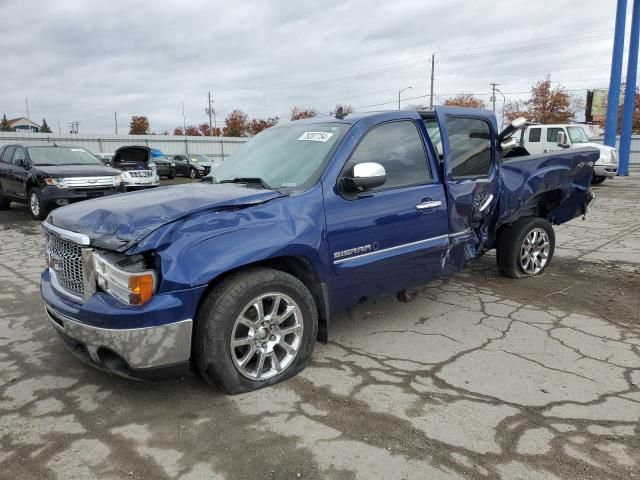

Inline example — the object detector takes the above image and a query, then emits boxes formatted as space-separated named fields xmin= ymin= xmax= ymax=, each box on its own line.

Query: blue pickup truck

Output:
xmin=40 ymin=107 xmax=597 ymax=393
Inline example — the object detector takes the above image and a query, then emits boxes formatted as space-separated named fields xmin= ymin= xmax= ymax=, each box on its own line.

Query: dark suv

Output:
xmin=0 ymin=144 xmax=123 ymax=220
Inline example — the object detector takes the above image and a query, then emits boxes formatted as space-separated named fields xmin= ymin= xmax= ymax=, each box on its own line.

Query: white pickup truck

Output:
xmin=520 ymin=124 xmax=618 ymax=184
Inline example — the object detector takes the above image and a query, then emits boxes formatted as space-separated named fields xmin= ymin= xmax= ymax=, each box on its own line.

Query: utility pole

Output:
xmin=429 ymin=53 xmax=436 ymax=108
xmin=114 ymin=112 xmax=118 ymax=134
xmin=57 ymin=120 xmax=61 ymax=135
xmin=25 ymin=98 xmax=30 ymax=126
xmin=490 ymin=83 xmax=499 ymax=113
xmin=68 ymin=121 xmax=80 ymax=134
xmin=182 ymin=101 xmax=189 ymax=155
xmin=206 ymin=91 xmax=215 ymax=136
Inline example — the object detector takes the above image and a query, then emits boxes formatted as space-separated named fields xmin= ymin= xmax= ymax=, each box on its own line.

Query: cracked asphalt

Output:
xmin=1 ymin=173 xmax=639 ymax=479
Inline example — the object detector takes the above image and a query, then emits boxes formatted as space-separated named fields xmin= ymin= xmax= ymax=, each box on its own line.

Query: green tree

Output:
xmin=40 ymin=118 xmax=52 ymax=133
xmin=0 ymin=114 xmax=10 ymax=131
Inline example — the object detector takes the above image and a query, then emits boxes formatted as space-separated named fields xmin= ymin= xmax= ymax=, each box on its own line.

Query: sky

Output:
xmin=0 ymin=0 xmax=633 ymax=134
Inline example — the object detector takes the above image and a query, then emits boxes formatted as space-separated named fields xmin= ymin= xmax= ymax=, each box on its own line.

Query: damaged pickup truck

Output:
xmin=40 ymin=107 xmax=597 ymax=393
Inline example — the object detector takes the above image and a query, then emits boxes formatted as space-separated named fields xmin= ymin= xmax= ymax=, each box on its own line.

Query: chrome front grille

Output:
xmin=62 ymin=176 xmax=117 ymax=189
xmin=128 ymin=170 xmax=153 ymax=178
xmin=47 ymin=235 xmax=84 ymax=296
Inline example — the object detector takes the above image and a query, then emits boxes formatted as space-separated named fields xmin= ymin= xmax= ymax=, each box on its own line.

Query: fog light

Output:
xmin=55 ymin=199 xmax=70 ymax=206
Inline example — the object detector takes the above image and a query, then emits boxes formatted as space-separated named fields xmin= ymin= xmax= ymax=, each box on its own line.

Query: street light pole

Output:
xmin=398 ymin=86 xmax=412 ymax=110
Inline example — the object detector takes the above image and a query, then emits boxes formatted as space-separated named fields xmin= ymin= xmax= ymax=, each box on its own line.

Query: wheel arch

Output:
xmin=194 ymin=254 xmax=330 ymax=344
xmin=495 ymin=188 xmax=563 ymax=242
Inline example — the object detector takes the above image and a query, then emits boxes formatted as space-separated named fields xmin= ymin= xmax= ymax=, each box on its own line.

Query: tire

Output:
xmin=195 ymin=268 xmax=318 ymax=394
xmin=496 ymin=217 xmax=555 ymax=279
xmin=591 ymin=175 xmax=606 ymax=185
xmin=189 ymin=168 xmax=198 ymax=179
xmin=28 ymin=188 xmax=50 ymax=221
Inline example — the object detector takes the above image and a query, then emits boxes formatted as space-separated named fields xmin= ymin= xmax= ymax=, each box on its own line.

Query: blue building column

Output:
xmin=619 ymin=0 xmax=640 ymax=176
xmin=604 ymin=0 xmax=627 ymax=148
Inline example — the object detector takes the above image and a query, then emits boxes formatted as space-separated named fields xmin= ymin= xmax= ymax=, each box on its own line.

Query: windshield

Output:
xmin=212 ymin=123 xmax=349 ymax=191
xmin=567 ymin=126 xmax=589 ymax=143
xmin=190 ymin=154 xmax=209 ymax=162
xmin=27 ymin=147 xmax=102 ymax=166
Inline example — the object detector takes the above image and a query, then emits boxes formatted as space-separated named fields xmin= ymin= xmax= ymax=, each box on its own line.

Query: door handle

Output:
xmin=478 ymin=194 xmax=494 ymax=212
xmin=416 ymin=200 xmax=442 ymax=210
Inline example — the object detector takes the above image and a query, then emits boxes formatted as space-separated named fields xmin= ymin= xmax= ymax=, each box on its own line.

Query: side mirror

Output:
xmin=557 ymin=131 xmax=570 ymax=148
xmin=500 ymin=137 xmax=517 ymax=153
xmin=342 ymin=162 xmax=386 ymax=192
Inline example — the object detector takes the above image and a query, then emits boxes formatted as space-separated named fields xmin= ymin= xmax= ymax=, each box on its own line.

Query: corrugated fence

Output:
xmin=0 ymin=132 xmax=247 ymax=158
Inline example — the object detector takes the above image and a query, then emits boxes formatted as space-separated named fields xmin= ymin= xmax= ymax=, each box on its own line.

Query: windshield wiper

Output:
xmin=219 ymin=177 xmax=273 ymax=190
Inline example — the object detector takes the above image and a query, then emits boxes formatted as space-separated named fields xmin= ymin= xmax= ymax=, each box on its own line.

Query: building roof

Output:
xmin=7 ymin=117 xmax=41 ymax=128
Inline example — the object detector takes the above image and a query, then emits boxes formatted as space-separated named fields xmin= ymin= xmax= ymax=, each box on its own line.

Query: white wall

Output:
xmin=0 ymin=132 xmax=247 ymax=159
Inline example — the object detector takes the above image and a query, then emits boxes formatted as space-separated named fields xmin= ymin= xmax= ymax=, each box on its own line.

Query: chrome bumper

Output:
xmin=45 ymin=306 xmax=192 ymax=371
xmin=594 ymin=164 xmax=618 ymax=177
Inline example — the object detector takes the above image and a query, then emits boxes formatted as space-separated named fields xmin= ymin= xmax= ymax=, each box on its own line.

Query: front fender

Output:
xmin=129 ymin=186 xmax=331 ymax=293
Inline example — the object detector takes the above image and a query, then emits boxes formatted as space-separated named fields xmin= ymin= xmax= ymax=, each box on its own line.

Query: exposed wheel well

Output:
xmin=197 ymin=255 xmax=330 ymax=344
xmin=495 ymin=189 xmax=562 ymax=244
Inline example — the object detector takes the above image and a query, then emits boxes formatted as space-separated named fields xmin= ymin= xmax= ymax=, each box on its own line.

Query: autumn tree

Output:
xmin=504 ymin=75 xmax=582 ymax=123
xmin=185 ymin=125 xmax=201 ymax=136
xmin=129 ymin=115 xmax=150 ymax=134
xmin=1 ymin=114 xmax=10 ymax=131
xmin=173 ymin=127 xmax=184 ymax=136
xmin=290 ymin=107 xmax=317 ymax=121
xmin=331 ymin=104 xmax=354 ymax=116
xmin=40 ymin=118 xmax=52 ymax=133
xmin=248 ymin=117 xmax=279 ymax=135
xmin=443 ymin=94 xmax=486 ymax=109
xmin=223 ymin=109 xmax=249 ymax=137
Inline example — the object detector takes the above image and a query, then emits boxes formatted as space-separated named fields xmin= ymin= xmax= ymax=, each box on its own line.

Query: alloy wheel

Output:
xmin=519 ymin=227 xmax=550 ymax=275
xmin=230 ymin=292 xmax=303 ymax=380
xmin=30 ymin=193 xmax=40 ymax=217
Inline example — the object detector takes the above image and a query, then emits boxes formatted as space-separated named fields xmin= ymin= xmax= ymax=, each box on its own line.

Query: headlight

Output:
xmin=149 ymin=162 xmax=157 ymax=172
xmin=170 ymin=162 xmax=176 ymax=167
xmin=114 ymin=175 xmax=124 ymax=185
xmin=44 ymin=177 xmax=67 ymax=188
xmin=92 ymin=252 xmax=156 ymax=306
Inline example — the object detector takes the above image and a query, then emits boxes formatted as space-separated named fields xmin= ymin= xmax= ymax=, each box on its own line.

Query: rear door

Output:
xmin=6 ymin=147 xmax=29 ymax=197
xmin=435 ymin=107 xmax=500 ymax=255
xmin=0 ymin=146 xmax=16 ymax=193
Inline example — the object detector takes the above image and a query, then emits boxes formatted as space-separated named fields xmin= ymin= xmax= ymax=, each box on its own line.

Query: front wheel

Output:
xmin=0 ymin=190 xmax=10 ymax=210
xmin=496 ymin=217 xmax=555 ymax=279
xmin=591 ymin=175 xmax=606 ymax=185
xmin=28 ymin=188 xmax=50 ymax=221
xmin=195 ymin=268 xmax=317 ymax=394
xmin=189 ymin=168 xmax=199 ymax=179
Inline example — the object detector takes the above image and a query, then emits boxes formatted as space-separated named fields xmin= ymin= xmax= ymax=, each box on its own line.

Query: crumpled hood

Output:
xmin=47 ymin=183 xmax=282 ymax=251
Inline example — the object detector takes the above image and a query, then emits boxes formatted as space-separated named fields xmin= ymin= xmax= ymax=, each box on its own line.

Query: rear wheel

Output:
xmin=591 ymin=175 xmax=606 ymax=185
xmin=28 ymin=188 xmax=50 ymax=221
xmin=497 ymin=217 xmax=555 ymax=279
xmin=195 ymin=268 xmax=317 ymax=394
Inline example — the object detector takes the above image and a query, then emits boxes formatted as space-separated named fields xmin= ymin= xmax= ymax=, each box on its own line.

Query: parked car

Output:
xmin=0 ymin=144 xmax=123 ymax=220
xmin=520 ymin=124 xmax=618 ymax=184
xmin=95 ymin=153 xmax=114 ymax=166
xmin=149 ymin=148 xmax=176 ymax=179
xmin=40 ymin=108 xmax=597 ymax=393
xmin=171 ymin=154 xmax=219 ymax=178
xmin=110 ymin=146 xmax=160 ymax=190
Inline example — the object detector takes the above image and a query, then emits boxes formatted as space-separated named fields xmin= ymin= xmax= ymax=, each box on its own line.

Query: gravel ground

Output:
xmin=0 ymin=172 xmax=639 ymax=479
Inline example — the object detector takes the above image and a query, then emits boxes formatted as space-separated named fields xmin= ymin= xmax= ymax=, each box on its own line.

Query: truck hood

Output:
xmin=34 ymin=165 xmax=121 ymax=177
xmin=46 ymin=183 xmax=283 ymax=251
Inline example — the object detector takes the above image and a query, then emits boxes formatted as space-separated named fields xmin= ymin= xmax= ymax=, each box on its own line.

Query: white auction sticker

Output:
xmin=298 ymin=132 xmax=334 ymax=142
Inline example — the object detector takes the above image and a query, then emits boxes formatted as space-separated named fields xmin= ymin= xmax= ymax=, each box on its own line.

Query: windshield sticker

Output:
xmin=70 ymin=148 xmax=84 ymax=151
xmin=298 ymin=132 xmax=333 ymax=142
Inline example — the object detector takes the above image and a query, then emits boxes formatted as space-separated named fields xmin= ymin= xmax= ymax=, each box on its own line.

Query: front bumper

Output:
xmin=41 ymin=269 xmax=206 ymax=380
xmin=46 ymin=305 xmax=192 ymax=379
xmin=594 ymin=163 xmax=618 ymax=178
xmin=40 ymin=185 xmax=123 ymax=204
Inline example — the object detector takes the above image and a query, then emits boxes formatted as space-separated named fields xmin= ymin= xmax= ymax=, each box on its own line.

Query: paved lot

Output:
xmin=1 ymin=173 xmax=639 ymax=479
